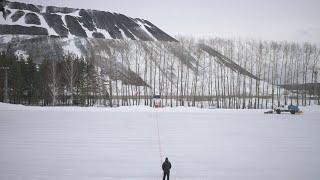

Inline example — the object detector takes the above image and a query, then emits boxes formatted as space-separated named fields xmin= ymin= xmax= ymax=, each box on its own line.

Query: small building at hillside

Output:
xmin=153 ymin=95 xmax=161 ymax=108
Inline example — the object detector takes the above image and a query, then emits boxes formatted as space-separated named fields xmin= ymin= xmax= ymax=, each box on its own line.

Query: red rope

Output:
xmin=155 ymin=110 xmax=163 ymax=166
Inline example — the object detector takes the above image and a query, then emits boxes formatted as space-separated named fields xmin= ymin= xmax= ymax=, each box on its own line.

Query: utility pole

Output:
xmin=314 ymin=70 xmax=319 ymax=105
xmin=0 ymin=67 xmax=9 ymax=103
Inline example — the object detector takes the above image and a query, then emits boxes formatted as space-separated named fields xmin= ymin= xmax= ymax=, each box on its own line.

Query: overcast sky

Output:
xmin=17 ymin=0 xmax=320 ymax=45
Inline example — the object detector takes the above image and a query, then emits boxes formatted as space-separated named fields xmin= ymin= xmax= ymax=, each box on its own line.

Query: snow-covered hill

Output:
xmin=1 ymin=1 xmax=312 ymax=109
xmin=0 ymin=1 xmax=176 ymax=42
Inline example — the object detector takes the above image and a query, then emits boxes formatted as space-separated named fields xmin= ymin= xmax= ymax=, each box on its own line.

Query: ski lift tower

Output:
xmin=0 ymin=67 xmax=9 ymax=103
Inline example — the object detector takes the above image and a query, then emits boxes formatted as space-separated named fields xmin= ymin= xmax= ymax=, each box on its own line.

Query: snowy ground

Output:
xmin=0 ymin=103 xmax=320 ymax=180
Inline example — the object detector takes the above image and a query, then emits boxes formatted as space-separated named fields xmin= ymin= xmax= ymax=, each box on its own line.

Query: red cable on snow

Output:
xmin=155 ymin=110 xmax=163 ymax=165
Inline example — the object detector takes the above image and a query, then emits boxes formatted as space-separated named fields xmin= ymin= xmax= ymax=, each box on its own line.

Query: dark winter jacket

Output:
xmin=162 ymin=158 xmax=172 ymax=173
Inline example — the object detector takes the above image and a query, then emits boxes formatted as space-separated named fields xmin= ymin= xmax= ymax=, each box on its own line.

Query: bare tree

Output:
xmin=47 ymin=60 xmax=58 ymax=106
xmin=63 ymin=54 xmax=78 ymax=105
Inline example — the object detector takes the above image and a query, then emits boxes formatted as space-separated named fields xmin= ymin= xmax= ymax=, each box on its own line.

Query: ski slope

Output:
xmin=0 ymin=103 xmax=320 ymax=180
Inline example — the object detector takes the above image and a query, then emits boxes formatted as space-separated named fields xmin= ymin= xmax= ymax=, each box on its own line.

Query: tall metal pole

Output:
xmin=1 ymin=67 xmax=9 ymax=103
xmin=315 ymin=70 xmax=319 ymax=105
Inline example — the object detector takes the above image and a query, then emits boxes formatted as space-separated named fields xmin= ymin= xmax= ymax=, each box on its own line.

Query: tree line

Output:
xmin=0 ymin=51 xmax=104 ymax=106
xmin=0 ymin=37 xmax=319 ymax=108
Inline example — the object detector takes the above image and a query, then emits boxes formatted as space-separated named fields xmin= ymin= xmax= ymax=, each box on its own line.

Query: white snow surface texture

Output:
xmin=0 ymin=103 xmax=320 ymax=180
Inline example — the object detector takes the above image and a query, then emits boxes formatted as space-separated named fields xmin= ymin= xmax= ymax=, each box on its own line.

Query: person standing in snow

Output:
xmin=162 ymin=157 xmax=172 ymax=180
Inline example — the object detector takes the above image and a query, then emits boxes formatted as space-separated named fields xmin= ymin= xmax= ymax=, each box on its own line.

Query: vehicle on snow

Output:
xmin=264 ymin=105 xmax=302 ymax=114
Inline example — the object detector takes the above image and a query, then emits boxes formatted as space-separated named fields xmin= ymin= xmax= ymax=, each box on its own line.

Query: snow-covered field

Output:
xmin=0 ymin=103 xmax=320 ymax=180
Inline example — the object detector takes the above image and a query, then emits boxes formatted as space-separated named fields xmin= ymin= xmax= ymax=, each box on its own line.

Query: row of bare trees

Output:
xmin=1 ymin=37 xmax=319 ymax=108
xmin=99 ymin=37 xmax=319 ymax=108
